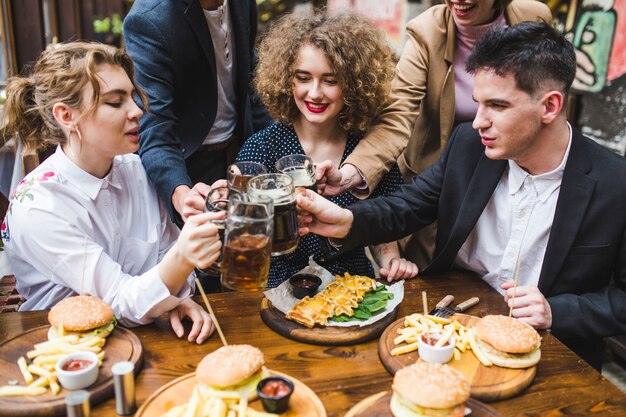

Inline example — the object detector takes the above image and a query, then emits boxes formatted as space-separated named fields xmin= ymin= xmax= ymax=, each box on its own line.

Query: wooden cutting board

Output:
xmin=135 ymin=370 xmax=327 ymax=417
xmin=260 ymin=298 xmax=398 ymax=346
xmin=0 ymin=325 xmax=143 ymax=417
xmin=378 ymin=314 xmax=536 ymax=402
xmin=344 ymin=391 xmax=502 ymax=417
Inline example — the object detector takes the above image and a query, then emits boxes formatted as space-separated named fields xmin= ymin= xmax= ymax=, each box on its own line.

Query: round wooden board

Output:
xmin=135 ymin=370 xmax=326 ymax=417
xmin=378 ymin=314 xmax=536 ymax=402
xmin=0 ymin=325 xmax=143 ymax=417
xmin=344 ymin=391 xmax=502 ymax=417
xmin=260 ymin=298 xmax=399 ymax=346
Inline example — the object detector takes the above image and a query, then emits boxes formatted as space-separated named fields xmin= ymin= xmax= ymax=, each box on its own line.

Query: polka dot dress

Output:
xmin=237 ymin=122 xmax=403 ymax=288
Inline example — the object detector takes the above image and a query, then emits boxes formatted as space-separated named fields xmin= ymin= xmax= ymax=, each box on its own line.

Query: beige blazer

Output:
xmin=343 ymin=0 xmax=552 ymax=191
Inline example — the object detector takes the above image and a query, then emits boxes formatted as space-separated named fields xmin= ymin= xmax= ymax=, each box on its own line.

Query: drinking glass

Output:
xmin=227 ymin=161 xmax=268 ymax=192
xmin=199 ymin=187 xmax=240 ymax=275
xmin=275 ymin=154 xmax=316 ymax=191
xmin=219 ymin=193 xmax=274 ymax=291
xmin=247 ymin=173 xmax=299 ymax=256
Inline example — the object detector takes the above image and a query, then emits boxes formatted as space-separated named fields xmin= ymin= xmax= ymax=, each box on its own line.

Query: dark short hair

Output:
xmin=466 ymin=22 xmax=576 ymax=101
xmin=494 ymin=0 xmax=512 ymax=14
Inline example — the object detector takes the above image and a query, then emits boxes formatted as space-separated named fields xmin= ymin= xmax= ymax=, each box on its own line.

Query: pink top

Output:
xmin=453 ymin=13 xmax=507 ymax=124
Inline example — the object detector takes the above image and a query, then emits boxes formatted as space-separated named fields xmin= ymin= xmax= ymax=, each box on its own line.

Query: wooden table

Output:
xmin=2 ymin=270 xmax=625 ymax=416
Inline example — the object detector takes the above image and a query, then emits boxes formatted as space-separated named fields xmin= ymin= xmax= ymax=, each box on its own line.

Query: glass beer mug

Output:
xmin=219 ymin=193 xmax=274 ymax=291
xmin=275 ymin=154 xmax=316 ymax=191
xmin=247 ymin=173 xmax=299 ymax=256
xmin=227 ymin=161 xmax=268 ymax=193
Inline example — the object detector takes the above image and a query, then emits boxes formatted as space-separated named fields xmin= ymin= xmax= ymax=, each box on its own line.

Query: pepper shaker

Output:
xmin=65 ymin=390 xmax=90 ymax=417
xmin=112 ymin=361 xmax=136 ymax=415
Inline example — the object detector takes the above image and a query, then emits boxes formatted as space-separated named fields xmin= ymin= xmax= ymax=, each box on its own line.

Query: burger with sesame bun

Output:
xmin=47 ymin=295 xmax=117 ymax=340
xmin=390 ymin=361 xmax=470 ymax=417
xmin=196 ymin=344 xmax=269 ymax=401
xmin=473 ymin=315 xmax=541 ymax=369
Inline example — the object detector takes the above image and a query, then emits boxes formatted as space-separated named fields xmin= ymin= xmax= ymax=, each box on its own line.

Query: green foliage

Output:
xmin=93 ymin=13 xmax=123 ymax=36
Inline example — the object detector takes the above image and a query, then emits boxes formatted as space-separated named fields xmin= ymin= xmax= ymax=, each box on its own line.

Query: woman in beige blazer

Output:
xmin=317 ymin=0 xmax=552 ymax=268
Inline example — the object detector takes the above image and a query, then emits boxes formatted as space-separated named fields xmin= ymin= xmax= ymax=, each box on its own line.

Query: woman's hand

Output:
xmin=177 ymin=212 xmax=224 ymax=270
xmin=371 ymin=242 xmax=419 ymax=282
xmin=169 ymin=298 xmax=215 ymax=344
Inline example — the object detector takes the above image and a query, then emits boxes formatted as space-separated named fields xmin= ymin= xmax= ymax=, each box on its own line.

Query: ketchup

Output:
xmin=61 ymin=359 xmax=93 ymax=372
xmin=261 ymin=380 xmax=291 ymax=398
xmin=421 ymin=333 xmax=450 ymax=347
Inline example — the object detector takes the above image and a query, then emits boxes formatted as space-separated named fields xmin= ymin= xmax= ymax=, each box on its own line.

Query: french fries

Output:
xmin=392 ymin=313 xmax=488 ymax=364
xmin=158 ymin=385 xmax=279 ymax=417
xmin=1 ymin=334 xmax=108 ymax=398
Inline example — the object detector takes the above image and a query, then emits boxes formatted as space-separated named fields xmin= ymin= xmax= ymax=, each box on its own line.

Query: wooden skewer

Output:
xmin=422 ymin=291 xmax=431 ymax=345
xmin=195 ymin=278 xmax=228 ymax=346
xmin=508 ymin=256 xmax=522 ymax=318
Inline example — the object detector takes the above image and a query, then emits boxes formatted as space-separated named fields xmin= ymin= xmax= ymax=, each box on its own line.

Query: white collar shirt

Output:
xmin=455 ymin=124 xmax=573 ymax=294
xmin=2 ymin=146 xmax=193 ymax=326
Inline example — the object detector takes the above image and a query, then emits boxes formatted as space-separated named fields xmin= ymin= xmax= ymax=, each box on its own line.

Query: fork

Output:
xmin=434 ymin=297 xmax=480 ymax=318
xmin=428 ymin=295 xmax=454 ymax=316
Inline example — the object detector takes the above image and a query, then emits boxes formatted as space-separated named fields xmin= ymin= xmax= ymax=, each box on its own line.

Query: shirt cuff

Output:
xmin=351 ymin=166 xmax=369 ymax=193
xmin=117 ymin=266 xmax=193 ymax=327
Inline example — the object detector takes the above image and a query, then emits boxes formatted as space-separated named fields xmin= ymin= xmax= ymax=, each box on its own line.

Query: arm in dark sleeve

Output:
xmin=339 ymin=125 xmax=461 ymax=252
xmin=123 ymin=14 xmax=191 ymax=221
xmin=548 ymin=226 xmax=626 ymax=341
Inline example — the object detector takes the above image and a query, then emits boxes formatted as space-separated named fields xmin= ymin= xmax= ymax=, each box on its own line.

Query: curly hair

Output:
xmin=255 ymin=11 xmax=396 ymax=133
xmin=0 ymin=41 xmax=148 ymax=154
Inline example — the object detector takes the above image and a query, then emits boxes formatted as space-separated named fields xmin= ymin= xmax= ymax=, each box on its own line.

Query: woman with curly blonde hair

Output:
xmin=237 ymin=12 xmax=418 ymax=287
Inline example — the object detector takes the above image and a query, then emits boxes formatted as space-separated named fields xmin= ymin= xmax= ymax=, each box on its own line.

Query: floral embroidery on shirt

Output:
xmin=1 ymin=219 xmax=8 ymax=245
xmin=11 ymin=171 xmax=56 ymax=203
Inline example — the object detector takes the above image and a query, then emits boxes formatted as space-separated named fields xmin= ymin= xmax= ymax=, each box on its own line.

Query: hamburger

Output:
xmin=47 ymin=295 xmax=116 ymax=340
xmin=473 ymin=315 xmax=541 ymax=368
xmin=196 ymin=344 xmax=269 ymax=401
xmin=390 ymin=361 xmax=470 ymax=417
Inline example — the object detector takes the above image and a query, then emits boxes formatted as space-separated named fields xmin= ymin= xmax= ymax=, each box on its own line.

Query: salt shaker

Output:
xmin=65 ymin=390 xmax=90 ymax=417
xmin=112 ymin=361 xmax=136 ymax=415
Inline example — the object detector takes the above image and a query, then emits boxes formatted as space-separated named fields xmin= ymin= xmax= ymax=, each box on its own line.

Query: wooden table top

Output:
xmin=1 ymin=270 xmax=625 ymax=416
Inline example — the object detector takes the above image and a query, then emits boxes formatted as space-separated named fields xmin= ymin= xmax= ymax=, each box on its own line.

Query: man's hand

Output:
xmin=172 ymin=183 xmax=213 ymax=221
xmin=315 ymin=161 xmax=364 ymax=196
xmin=501 ymin=280 xmax=552 ymax=329
xmin=295 ymin=188 xmax=353 ymax=238
xmin=169 ymin=298 xmax=215 ymax=344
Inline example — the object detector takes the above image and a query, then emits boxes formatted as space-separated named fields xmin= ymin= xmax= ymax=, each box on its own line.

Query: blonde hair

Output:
xmin=0 ymin=42 xmax=148 ymax=153
xmin=255 ymin=11 xmax=396 ymax=133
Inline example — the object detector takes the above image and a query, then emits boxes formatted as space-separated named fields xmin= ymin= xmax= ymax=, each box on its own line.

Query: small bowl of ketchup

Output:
xmin=256 ymin=376 xmax=294 ymax=413
xmin=289 ymin=274 xmax=322 ymax=299
xmin=418 ymin=331 xmax=456 ymax=364
xmin=55 ymin=351 xmax=99 ymax=390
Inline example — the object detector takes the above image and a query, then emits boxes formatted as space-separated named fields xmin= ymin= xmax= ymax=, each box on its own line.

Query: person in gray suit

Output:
xmin=124 ymin=0 xmax=272 ymax=224
xmin=296 ymin=22 xmax=626 ymax=369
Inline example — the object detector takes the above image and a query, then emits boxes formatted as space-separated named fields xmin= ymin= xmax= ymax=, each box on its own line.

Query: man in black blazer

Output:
xmin=297 ymin=22 xmax=626 ymax=369
xmin=124 ymin=0 xmax=272 ymax=223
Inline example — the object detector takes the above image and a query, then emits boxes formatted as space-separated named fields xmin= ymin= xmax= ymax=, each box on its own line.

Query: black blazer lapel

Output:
xmin=184 ymin=0 xmax=217 ymax=78
xmin=228 ymin=0 xmax=252 ymax=124
xmin=538 ymin=131 xmax=595 ymax=294
xmin=426 ymin=155 xmax=507 ymax=273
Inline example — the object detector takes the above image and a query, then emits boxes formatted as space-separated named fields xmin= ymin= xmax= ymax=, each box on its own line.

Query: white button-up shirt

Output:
xmin=455 ymin=124 xmax=573 ymax=294
xmin=2 ymin=147 xmax=193 ymax=326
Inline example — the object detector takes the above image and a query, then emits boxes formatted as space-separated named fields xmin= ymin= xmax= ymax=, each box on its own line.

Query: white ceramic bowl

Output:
xmin=418 ymin=331 xmax=456 ymax=364
xmin=55 ymin=351 xmax=100 ymax=390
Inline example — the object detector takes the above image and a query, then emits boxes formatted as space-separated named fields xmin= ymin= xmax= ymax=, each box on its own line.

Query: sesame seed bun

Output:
xmin=474 ymin=315 xmax=541 ymax=354
xmin=197 ymin=345 xmax=265 ymax=388
xmin=48 ymin=295 xmax=114 ymax=332
xmin=392 ymin=362 xmax=470 ymax=412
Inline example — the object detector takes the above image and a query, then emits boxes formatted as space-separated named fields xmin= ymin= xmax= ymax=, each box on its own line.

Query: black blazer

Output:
xmin=345 ymin=123 xmax=626 ymax=368
xmin=123 ymin=0 xmax=272 ymax=219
